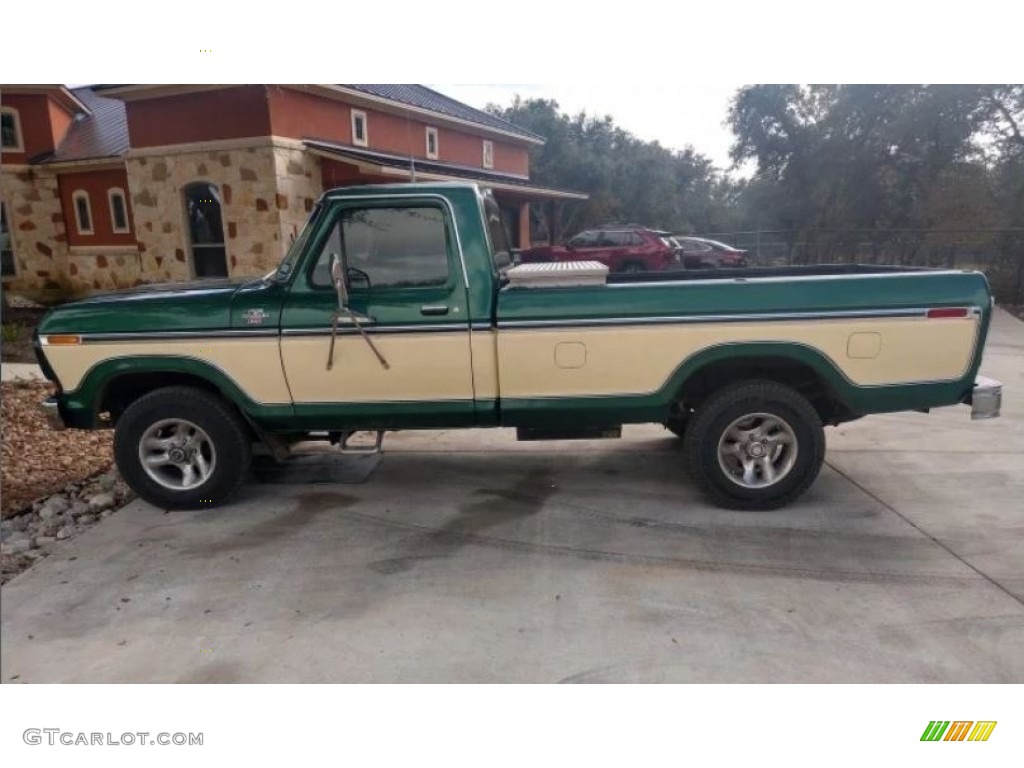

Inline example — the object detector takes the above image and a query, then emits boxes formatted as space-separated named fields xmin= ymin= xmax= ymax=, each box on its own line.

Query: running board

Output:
xmin=516 ymin=426 xmax=622 ymax=441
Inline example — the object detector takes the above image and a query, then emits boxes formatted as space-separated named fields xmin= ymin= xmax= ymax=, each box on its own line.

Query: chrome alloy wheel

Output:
xmin=137 ymin=418 xmax=217 ymax=491
xmin=716 ymin=412 xmax=798 ymax=489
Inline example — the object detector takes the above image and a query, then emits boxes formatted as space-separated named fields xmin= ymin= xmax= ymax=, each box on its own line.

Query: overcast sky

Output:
xmin=432 ymin=84 xmax=746 ymax=173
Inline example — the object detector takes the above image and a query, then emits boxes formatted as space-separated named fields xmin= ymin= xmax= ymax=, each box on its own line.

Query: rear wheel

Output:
xmin=682 ymin=380 xmax=825 ymax=510
xmin=114 ymin=386 xmax=252 ymax=510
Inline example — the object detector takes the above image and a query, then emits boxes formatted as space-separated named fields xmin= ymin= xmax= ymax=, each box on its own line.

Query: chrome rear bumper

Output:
xmin=41 ymin=397 xmax=66 ymax=431
xmin=970 ymin=376 xmax=1002 ymax=420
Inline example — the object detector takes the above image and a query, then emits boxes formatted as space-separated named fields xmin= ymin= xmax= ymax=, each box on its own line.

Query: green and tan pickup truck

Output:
xmin=35 ymin=182 xmax=1002 ymax=510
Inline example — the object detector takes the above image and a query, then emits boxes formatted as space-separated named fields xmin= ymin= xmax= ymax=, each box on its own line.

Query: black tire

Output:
xmin=114 ymin=386 xmax=252 ymax=510
xmin=620 ymin=261 xmax=647 ymax=274
xmin=682 ymin=380 xmax=825 ymax=510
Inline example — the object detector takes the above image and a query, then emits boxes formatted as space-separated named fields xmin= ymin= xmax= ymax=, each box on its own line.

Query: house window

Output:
xmin=1 ymin=108 xmax=23 ymax=152
xmin=108 ymin=188 xmax=130 ymax=233
xmin=351 ymin=110 xmax=368 ymax=147
xmin=72 ymin=190 xmax=94 ymax=235
xmin=482 ymin=140 xmax=494 ymax=169
xmin=425 ymin=126 xmax=439 ymax=160
xmin=1 ymin=202 xmax=16 ymax=277
xmin=184 ymin=181 xmax=228 ymax=278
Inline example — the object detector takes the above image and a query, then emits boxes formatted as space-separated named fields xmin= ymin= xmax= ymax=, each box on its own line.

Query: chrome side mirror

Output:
xmin=330 ymin=253 xmax=349 ymax=311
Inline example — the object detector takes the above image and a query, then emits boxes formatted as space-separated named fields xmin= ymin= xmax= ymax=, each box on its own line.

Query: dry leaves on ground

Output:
xmin=1 ymin=380 xmax=114 ymax=517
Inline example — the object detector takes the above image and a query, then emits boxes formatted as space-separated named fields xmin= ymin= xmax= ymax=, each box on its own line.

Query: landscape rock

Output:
xmin=34 ymin=536 xmax=57 ymax=547
xmin=69 ymin=501 xmax=90 ymax=517
xmin=1 ymin=537 xmax=33 ymax=555
xmin=56 ymin=526 xmax=75 ymax=541
xmin=9 ymin=516 xmax=29 ymax=532
xmin=78 ymin=514 xmax=97 ymax=526
xmin=98 ymin=474 xmax=117 ymax=491
xmin=88 ymin=492 xmax=115 ymax=513
xmin=39 ymin=495 xmax=70 ymax=519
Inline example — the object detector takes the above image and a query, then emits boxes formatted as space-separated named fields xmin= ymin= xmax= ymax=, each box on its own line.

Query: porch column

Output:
xmin=518 ymin=203 xmax=531 ymax=249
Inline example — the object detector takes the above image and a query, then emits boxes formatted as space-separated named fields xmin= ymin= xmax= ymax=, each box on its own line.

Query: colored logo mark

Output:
xmin=921 ymin=721 xmax=997 ymax=742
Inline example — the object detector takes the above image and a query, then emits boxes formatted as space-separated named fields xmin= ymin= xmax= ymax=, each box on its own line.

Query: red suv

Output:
xmin=519 ymin=226 xmax=680 ymax=273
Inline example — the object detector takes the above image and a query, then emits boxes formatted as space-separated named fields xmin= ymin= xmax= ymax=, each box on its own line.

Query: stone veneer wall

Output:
xmin=3 ymin=168 xmax=144 ymax=298
xmin=125 ymin=140 xmax=322 ymax=283
xmin=1 ymin=168 xmax=69 ymax=298
xmin=3 ymin=139 xmax=325 ymax=299
xmin=67 ymin=247 xmax=145 ymax=292
xmin=272 ymin=145 xmax=322 ymax=255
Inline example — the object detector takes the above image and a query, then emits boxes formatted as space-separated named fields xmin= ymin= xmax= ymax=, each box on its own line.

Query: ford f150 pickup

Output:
xmin=35 ymin=182 xmax=1002 ymax=511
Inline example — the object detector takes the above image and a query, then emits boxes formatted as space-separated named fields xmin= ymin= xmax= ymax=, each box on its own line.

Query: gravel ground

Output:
xmin=0 ymin=470 xmax=134 ymax=584
xmin=1 ymin=379 xmax=135 ymax=583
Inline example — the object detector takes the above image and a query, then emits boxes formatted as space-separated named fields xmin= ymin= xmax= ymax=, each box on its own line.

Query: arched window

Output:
xmin=1 ymin=202 xmax=16 ymax=277
xmin=1 ymin=107 xmax=23 ymax=152
xmin=108 ymin=188 xmax=130 ymax=233
xmin=183 ymin=182 xmax=227 ymax=278
xmin=72 ymin=190 xmax=94 ymax=235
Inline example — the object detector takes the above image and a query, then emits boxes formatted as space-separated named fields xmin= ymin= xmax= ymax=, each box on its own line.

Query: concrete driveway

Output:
xmin=3 ymin=310 xmax=1022 ymax=683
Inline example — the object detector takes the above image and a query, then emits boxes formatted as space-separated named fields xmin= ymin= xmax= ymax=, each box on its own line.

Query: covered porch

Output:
xmin=306 ymin=139 xmax=587 ymax=249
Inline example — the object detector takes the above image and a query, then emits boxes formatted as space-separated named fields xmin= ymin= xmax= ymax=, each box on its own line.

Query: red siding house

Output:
xmin=0 ymin=84 xmax=583 ymax=299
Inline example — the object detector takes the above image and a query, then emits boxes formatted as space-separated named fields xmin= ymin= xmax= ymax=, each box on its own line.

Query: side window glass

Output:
xmin=312 ymin=206 xmax=450 ymax=290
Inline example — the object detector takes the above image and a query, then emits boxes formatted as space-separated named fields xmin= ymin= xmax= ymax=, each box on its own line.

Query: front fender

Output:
xmin=58 ymin=355 xmax=291 ymax=429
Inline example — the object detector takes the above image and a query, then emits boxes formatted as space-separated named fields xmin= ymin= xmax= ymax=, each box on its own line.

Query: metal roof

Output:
xmin=42 ymin=87 xmax=129 ymax=164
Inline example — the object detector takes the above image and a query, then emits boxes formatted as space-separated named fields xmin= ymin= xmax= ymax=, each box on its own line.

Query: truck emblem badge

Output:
xmin=243 ymin=308 xmax=269 ymax=326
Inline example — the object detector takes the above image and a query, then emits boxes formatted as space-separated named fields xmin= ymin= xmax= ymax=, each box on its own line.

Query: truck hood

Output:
xmin=37 ymin=277 xmax=262 ymax=335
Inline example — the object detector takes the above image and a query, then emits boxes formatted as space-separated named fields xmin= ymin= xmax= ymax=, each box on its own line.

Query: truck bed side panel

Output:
xmin=495 ymin=270 xmax=992 ymax=426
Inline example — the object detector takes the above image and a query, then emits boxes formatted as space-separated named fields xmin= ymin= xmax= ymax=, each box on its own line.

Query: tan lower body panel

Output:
xmin=46 ymin=338 xmax=292 ymax=404
xmin=45 ymin=315 xmax=977 ymax=408
xmin=280 ymin=332 xmax=475 ymax=403
xmin=496 ymin=316 xmax=979 ymax=398
xmin=470 ymin=329 xmax=499 ymax=400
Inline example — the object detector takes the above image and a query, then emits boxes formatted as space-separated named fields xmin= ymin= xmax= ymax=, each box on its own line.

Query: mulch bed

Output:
xmin=1 ymin=380 xmax=114 ymax=518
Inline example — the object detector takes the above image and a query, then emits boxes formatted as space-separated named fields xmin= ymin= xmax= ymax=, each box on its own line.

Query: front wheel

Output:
xmin=682 ymin=380 xmax=825 ymax=510
xmin=114 ymin=386 xmax=252 ymax=510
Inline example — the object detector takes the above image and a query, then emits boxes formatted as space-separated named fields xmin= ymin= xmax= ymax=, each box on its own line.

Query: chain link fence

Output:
xmin=703 ymin=229 xmax=1024 ymax=305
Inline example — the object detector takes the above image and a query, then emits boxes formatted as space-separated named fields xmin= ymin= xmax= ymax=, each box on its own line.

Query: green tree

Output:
xmin=487 ymin=97 xmax=721 ymax=241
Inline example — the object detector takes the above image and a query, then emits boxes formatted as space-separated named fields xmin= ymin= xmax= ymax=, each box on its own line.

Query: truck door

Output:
xmin=279 ymin=198 xmax=475 ymax=429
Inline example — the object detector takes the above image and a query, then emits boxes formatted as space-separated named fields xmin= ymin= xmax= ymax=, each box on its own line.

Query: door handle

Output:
xmin=420 ymin=305 xmax=450 ymax=316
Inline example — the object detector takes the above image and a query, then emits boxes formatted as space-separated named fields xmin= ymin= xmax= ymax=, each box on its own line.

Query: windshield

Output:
xmin=267 ymin=203 xmax=322 ymax=281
